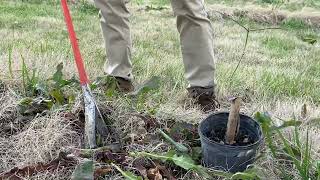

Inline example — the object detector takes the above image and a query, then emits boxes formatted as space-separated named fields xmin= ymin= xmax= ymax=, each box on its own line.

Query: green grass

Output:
xmin=281 ymin=19 xmax=310 ymax=30
xmin=262 ymin=36 xmax=297 ymax=57
xmin=206 ymin=0 xmax=320 ymax=11
xmin=132 ymin=0 xmax=170 ymax=6
xmin=1 ymin=0 xmax=320 ymax=104
xmin=259 ymin=71 xmax=319 ymax=100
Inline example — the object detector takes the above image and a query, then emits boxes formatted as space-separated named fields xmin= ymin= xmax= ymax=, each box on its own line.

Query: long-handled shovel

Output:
xmin=61 ymin=0 xmax=109 ymax=149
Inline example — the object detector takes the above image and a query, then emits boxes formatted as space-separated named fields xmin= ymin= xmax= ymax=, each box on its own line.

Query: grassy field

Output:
xmin=0 ymin=0 xmax=320 ymax=179
xmin=208 ymin=0 xmax=320 ymax=10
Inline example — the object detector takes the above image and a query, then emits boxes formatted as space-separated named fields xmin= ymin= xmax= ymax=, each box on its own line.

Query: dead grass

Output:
xmin=208 ymin=3 xmax=320 ymax=27
xmin=27 ymin=169 xmax=74 ymax=180
xmin=0 ymin=91 xmax=81 ymax=174
xmin=0 ymin=88 xmax=18 ymax=125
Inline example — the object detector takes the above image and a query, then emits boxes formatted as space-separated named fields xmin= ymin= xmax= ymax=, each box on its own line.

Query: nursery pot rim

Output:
xmin=199 ymin=111 xmax=263 ymax=149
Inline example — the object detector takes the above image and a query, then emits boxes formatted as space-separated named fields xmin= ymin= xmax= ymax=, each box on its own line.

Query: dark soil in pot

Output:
xmin=206 ymin=126 xmax=255 ymax=146
xmin=199 ymin=112 xmax=263 ymax=173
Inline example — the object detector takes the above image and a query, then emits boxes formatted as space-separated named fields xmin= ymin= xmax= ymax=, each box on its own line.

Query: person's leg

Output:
xmin=170 ymin=0 xmax=215 ymax=88
xmin=94 ymin=0 xmax=133 ymax=81
xmin=170 ymin=0 xmax=217 ymax=111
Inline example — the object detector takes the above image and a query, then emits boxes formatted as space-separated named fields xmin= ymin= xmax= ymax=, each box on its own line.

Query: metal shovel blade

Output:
xmin=82 ymin=84 xmax=97 ymax=149
xmin=61 ymin=0 xmax=110 ymax=149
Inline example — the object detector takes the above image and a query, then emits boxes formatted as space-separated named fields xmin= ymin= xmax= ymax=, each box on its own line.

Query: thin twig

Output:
xmin=229 ymin=30 xmax=249 ymax=80
xmin=209 ymin=9 xmax=281 ymax=81
xmin=251 ymin=27 xmax=281 ymax=31
xmin=228 ymin=26 xmax=282 ymax=80
xmin=212 ymin=10 xmax=249 ymax=31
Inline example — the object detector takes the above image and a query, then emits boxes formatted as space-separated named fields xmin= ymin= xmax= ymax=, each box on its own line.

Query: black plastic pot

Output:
xmin=198 ymin=112 xmax=263 ymax=173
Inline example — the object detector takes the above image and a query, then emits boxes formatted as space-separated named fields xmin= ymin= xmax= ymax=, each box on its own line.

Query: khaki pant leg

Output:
xmin=94 ymin=0 xmax=133 ymax=80
xmin=170 ymin=0 xmax=215 ymax=88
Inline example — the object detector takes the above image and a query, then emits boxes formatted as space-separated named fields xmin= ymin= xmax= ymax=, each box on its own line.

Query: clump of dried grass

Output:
xmin=105 ymin=100 xmax=166 ymax=153
xmin=208 ymin=4 xmax=320 ymax=27
xmin=0 ymin=87 xmax=19 ymax=124
xmin=0 ymin=110 xmax=81 ymax=177
xmin=26 ymin=168 xmax=75 ymax=180
xmin=155 ymin=97 xmax=206 ymax=125
xmin=0 ymin=64 xmax=82 ymax=178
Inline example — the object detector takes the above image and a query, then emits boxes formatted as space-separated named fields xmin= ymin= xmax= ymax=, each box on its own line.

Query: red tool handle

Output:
xmin=61 ymin=0 xmax=89 ymax=85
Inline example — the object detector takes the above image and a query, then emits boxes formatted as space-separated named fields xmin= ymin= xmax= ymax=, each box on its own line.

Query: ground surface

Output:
xmin=0 ymin=0 xmax=319 ymax=179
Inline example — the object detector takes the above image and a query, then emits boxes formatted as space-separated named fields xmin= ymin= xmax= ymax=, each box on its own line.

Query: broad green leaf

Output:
xmin=51 ymin=63 xmax=72 ymax=89
xmin=91 ymin=76 xmax=117 ymax=92
xmin=130 ymin=151 xmax=231 ymax=179
xmin=68 ymin=94 xmax=76 ymax=105
xmin=255 ymin=112 xmax=302 ymax=159
xmin=231 ymin=167 xmax=267 ymax=180
xmin=165 ymin=149 xmax=176 ymax=158
xmin=90 ymin=76 xmax=108 ymax=90
xmin=129 ymin=76 xmax=160 ymax=96
xmin=19 ymin=97 xmax=33 ymax=106
xmin=302 ymin=36 xmax=317 ymax=45
xmin=172 ymin=154 xmax=196 ymax=170
xmin=106 ymin=88 xmax=116 ymax=98
xmin=71 ymin=159 xmax=94 ymax=180
xmin=254 ymin=112 xmax=272 ymax=126
xmin=90 ymin=83 xmax=98 ymax=90
xmin=35 ymin=83 xmax=48 ymax=95
xmin=52 ymin=63 xmax=64 ymax=87
xmin=254 ymin=112 xmax=276 ymax=157
xmin=158 ymin=129 xmax=189 ymax=153
xmin=171 ymin=154 xmax=214 ymax=178
xmin=271 ymin=120 xmax=302 ymax=131
xmin=18 ymin=97 xmax=53 ymax=115
xmin=231 ymin=172 xmax=260 ymax=180
xmin=131 ymin=151 xmax=170 ymax=162
xmin=112 ymin=163 xmax=143 ymax=180
xmin=50 ymin=89 xmax=65 ymax=104
xmin=130 ymin=151 xmax=192 ymax=168
xmin=91 ymin=76 xmax=118 ymax=98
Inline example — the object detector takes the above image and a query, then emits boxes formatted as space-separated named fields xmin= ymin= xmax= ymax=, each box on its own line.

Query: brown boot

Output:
xmin=115 ymin=77 xmax=134 ymax=93
xmin=187 ymin=87 xmax=219 ymax=112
